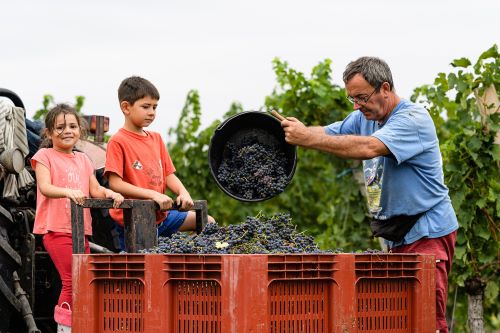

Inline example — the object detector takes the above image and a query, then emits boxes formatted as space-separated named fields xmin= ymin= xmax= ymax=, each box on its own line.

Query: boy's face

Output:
xmin=121 ymin=96 xmax=159 ymax=131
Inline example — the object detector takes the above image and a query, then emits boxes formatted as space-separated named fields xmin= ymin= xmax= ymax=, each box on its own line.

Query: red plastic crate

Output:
xmin=72 ymin=253 xmax=435 ymax=333
xmin=353 ymin=254 xmax=436 ymax=332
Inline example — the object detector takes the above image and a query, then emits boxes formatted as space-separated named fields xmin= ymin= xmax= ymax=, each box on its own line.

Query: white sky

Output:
xmin=1 ymin=0 xmax=499 ymax=140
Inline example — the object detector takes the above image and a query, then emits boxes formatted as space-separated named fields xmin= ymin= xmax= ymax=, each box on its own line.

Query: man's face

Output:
xmin=345 ymin=74 xmax=390 ymax=122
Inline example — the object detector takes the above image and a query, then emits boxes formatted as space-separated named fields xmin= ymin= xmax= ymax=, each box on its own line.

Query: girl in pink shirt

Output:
xmin=31 ymin=104 xmax=123 ymax=332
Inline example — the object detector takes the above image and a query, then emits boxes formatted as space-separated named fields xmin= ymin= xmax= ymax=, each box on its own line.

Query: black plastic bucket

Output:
xmin=208 ymin=111 xmax=297 ymax=202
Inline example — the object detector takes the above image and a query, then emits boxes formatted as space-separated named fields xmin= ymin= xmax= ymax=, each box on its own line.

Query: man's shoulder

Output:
xmin=397 ymin=99 xmax=428 ymax=115
xmin=390 ymin=100 xmax=432 ymax=124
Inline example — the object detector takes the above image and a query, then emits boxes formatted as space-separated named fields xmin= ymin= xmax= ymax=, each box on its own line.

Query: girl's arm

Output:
xmin=35 ymin=162 xmax=86 ymax=205
xmin=89 ymin=175 xmax=124 ymax=208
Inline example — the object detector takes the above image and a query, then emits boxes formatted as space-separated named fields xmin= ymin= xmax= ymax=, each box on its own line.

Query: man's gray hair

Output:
xmin=343 ymin=57 xmax=394 ymax=91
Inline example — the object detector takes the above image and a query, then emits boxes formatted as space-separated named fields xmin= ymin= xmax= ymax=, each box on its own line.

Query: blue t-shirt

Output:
xmin=325 ymin=99 xmax=458 ymax=246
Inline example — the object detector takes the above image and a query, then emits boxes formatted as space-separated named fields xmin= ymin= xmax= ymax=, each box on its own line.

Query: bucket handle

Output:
xmin=268 ymin=110 xmax=286 ymax=121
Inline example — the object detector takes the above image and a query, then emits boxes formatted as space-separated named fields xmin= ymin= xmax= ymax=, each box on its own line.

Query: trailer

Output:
xmin=0 ymin=89 xmax=437 ymax=333
xmin=0 ymin=89 xmax=125 ymax=332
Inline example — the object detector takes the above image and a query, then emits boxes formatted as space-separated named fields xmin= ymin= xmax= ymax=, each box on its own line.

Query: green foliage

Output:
xmin=264 ymin=58 xmax=375 ymax=250
xmin=168 ymin=91 xmax=201 ymax=144
xmin=166 ymin=90 xmax=254 ymax=225
xmin=33 ymin=95 xmax=54 ymax=120
xmin=33 ymin=94 xmax=85 ymax=121
xmin=167 ymin=59 xmax=377 ymax=252
xmin=412 ymin=44 xmax=500 ymax=329
xmin=74 ymin=95 xmax=85 ymax=113
xmin=167 ymin=46 xmax=499 ymax=330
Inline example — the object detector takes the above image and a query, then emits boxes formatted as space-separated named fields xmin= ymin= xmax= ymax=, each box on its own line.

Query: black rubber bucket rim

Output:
xmin=208 ymin=111 xmax=297 ymax=202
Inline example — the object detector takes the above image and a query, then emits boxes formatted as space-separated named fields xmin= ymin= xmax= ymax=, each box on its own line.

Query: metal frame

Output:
xmin=71 ymin=199 xmax=208 ymax=254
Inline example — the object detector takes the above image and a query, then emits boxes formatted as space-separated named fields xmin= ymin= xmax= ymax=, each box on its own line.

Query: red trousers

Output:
xmin=43 ymin=232 xmax=89 ymax=307
xmin=391 ymin=231 xmax=457 ymax=333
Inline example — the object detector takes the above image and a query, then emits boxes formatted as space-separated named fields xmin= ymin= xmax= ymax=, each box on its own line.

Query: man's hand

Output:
xmin=151 ymin=192 xmax=174 ymax=211
xmin=281 ymin=117 xmax=313 ymax=146
xmin=176 ymin=191 xmax=194 ymax=211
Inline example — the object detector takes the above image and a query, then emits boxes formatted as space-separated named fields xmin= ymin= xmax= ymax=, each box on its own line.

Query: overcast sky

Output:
xmin=1 ymin=0 xmax=498 ymax=140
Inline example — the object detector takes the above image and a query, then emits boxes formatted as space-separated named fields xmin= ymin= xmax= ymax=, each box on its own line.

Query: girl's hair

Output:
xmin=39 ymin=104 xmax=87 ymax=149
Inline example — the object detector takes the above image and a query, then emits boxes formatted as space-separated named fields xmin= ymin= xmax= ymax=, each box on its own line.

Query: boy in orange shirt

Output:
xmin=105 ymin=76 xmax=215 ymax=250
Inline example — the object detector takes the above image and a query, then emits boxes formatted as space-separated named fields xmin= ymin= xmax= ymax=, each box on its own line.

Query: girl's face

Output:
xmin=49 ymin=113 xmax=81 ymax=153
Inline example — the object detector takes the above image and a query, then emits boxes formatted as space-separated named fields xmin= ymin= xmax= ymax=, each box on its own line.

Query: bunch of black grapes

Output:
xmin=217 ymin=141 xmax=289 ymax=200
xmin=142 ymin=213 xmax=339 ymax=254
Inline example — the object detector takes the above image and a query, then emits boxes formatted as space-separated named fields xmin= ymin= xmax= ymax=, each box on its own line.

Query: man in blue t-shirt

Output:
xmin=280 ymin=56 xmax=458 ymax=333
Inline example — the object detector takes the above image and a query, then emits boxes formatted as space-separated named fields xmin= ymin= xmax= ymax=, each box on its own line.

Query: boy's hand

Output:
xmin=152 ymin=192 xmax=174 ymax=211
xmin=176 ymin=191 xmax=194 ymax=211
xmin=65 ymin=189 xmax=86 ymax=205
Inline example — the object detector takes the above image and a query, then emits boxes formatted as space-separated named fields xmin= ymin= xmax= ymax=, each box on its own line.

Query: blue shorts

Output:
xmin=157 ymin=210 xmax=188 ymax=237
xmin=114 ymin=210 xmax=188 ymax=251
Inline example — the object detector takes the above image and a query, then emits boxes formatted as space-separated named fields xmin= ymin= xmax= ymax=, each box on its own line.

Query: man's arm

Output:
xmin=282 ymin=117 xmax=389 ymax=159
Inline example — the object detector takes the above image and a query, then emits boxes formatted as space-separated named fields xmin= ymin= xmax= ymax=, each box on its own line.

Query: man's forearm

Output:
xmin=304 ymin=130 xmax=388 ymax=160
xmin=282 ymin=119 xmax=389 ymax=159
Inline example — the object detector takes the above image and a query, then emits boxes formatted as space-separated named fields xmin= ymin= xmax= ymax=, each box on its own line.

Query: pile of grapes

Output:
xmin=216 ymin=141 xmax=289 ymax=200
xmin=142 ymin=213 xmax=339 ymax=254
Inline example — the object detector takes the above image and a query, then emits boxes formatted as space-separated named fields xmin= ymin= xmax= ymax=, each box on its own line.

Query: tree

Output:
xmin=33 ymin=94 xmax=85 ymax=121
xmin=412 ymin=45 xmax=500 ymax=331
xmin=167 ymin=47 xmax=499 ymax=330
xmin=263 ymin=58 xmax=375 ymax=250
xmin=168 ymin=59 xmax=378 ymax=254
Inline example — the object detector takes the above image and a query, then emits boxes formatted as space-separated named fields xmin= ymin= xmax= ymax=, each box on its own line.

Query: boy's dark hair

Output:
xmin=118 ymin=76 xmax=160 ymax=105
xmin=40 ymin=103 xmax=87 ymax=148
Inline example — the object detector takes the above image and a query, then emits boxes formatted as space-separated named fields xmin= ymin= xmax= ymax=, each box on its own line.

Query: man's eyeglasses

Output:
xmin=347 ymin=87 xmax=378 ymax=105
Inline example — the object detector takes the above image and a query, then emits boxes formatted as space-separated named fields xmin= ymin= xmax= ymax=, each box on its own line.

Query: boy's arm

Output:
xmin=165 ymin=174 xmax=194 ymax=211
xmin=108 ymin=172 xmax=174 ymax=210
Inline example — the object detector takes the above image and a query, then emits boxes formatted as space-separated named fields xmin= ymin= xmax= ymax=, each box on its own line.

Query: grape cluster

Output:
xmin=360 ymin=248 xmax=385 ymax=254
xmin=217 ymin=141 xmax=289 ymax=200
xmin=141 ymin=213 xmax=340 ymax=254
